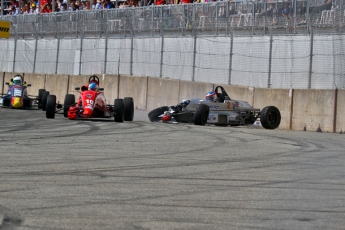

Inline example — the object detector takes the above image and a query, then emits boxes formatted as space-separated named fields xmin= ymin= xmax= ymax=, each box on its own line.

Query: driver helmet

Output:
xmin=205 ymin=91 xmax=217 ymax=102
xmin=88 ymin=82 xmax=98 ymax=91
xmin=13 ymin=76 xmax=22 ymax=85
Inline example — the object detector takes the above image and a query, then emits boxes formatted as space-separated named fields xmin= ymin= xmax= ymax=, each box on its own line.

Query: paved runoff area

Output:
xmin=0 ymin=108 xmax=344 ymax=230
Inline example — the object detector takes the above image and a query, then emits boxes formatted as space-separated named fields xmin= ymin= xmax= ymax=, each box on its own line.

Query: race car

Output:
xmin=148 ymin=86 xmax=281 ymax=129
xmin=0 ymin=75 xmax=49 ymax=109
xmin=45 ymin=75 xmax=134 ymax=122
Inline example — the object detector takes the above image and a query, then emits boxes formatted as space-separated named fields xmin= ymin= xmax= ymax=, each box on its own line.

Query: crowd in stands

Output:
xmin=1 ymin=0 xmax=340 ymax=21
xmin=2 ymin=0 xmax=209 ymax=15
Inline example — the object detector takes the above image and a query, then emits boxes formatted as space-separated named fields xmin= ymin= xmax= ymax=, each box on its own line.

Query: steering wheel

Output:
xmin=88 ymin=75 xmax=100 ymax=83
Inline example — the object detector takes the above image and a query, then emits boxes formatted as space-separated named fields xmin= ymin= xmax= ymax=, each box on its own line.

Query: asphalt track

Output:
xmin=0 ymin=107 xmax=344 ymax=230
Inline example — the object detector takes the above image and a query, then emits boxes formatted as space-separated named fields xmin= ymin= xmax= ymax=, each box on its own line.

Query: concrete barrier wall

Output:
xmin=0 ymin=72 xmax=4 ymax=95
xmin=101 ymin=74 xmax=119 ymax=106
xmin=22 ymin=73 xmax=46 ymax=97
xmin=292 ymin=89 xmax=335 ymax=132
xmin=119 ymin=75 xmax=147 ymax=111
xmin=220 ymin=85 xmax=254 ymax=105
xmin=336 ymin=89 xmax=345 ymax=133
xmin=3 ymin=71 xmax=345 ymax=134
xmin=254 ymin=88 xmax=291 ymax=130
xmin=179 ymin=81 xmax=214 ymax=102
xmin=147 ymin=77 xmax=180 ymax=111
xmin=45 ymin=74 xmax=69 ymax=103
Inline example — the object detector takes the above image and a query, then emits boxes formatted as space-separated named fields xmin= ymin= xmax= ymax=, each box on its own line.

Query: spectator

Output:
xmin=154 ymin=0 xmax=164 ymax=5
xmin=60 ymin=2 xmax=68 ymax=11
xmin=84 ymin=0 xmax=91 ymax=10
xmin=10 ymin=5 xmax=19 ymax=15
xmin=92 ymin=0 xmax=103 ymax=9
xmin=53 ymin=1 xmax=60 ymax=11
xmin=21 ymin=4 xmax=29 ymax=13
xmin=40 ymin=0 xmax=51 ymax=12
xmin=118 ymin=0 xmax=129 ymax=8
xmin=29 ymin=3 xmax=39 ymax=13
xmin=105 ymin=0 xmax=115 ymax=9
xmin=40 ymin=2 xmax=52 ymax=13
xmin=76 ymin=0 xmax=83 ymax=7
xmin=10 ymin=0 xmax=19 ymax=8
xmin=128 ymin=0 xmax=138 ymax=7
xmin=180 ymin=0 xmax=192 ymax=3
xmin=70 ymin=0 xmax=80 ymax=10
xmin=282 ymin=4 xmax=291 ymax=20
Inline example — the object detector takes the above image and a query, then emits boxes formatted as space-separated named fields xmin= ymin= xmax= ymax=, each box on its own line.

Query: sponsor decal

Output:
xmin=87 ymin=94 xmax=92 ymax=98
xmin=14 ymin=88 xmax=22 ymax=97
xmin=0 ymin=21 xmax=10 ymax=39
xmin=207 ymin=115 xmax=216 ymax=121
xmin=209 ymin=105 xmax=220 ymax=110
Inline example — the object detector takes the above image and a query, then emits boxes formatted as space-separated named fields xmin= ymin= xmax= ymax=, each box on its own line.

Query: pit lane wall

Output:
xmin=2 ymin=72 xmax=345 ymax=133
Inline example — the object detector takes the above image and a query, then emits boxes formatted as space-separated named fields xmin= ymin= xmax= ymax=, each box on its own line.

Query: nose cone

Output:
xmin=12 ymin=97 xmax=22 ymax=109
xmin=82 ymin=108 xmax=93 ymax=116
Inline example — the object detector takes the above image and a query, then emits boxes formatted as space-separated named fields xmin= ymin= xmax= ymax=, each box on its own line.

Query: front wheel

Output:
xmin=194 ymin=104 xmax=210 ymax=126
xmin=63 ymin=94 xmax=76 ymax=117
xmin=42 ymin=91 xmax=50 ymax=111
xmin=38 ymin=89 xmax=46 ymax=109
xmin=114 ymin=99 xmax=124 ymax=122
xmin=260 ymin=106 xmax=281 ymax=130
xmin=124 ymin=97 xmax=134 ymax=121
xmin=46 ymin=95 xmax=56 ymax=119
xmin=148 ymin=106 xmax=170 ymax=122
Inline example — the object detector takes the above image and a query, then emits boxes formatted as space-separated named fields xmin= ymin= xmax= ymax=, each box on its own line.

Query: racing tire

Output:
xmin=63 ymin=94 xmax=76 ymax=118
xmin=42 ymin=91 xmax=49 ymax=111
xmin=194 ymin=104 xmax=210 ymax=126
xmin=124 ymin=97 xmax=134 ymax=121
xmin=114 ymin=98 xmax=124 ymax=122
xmin=46 ymin=95 xmax=56 ymax=119
xmin=260 ymin=106 xmax=281 ymax=130
xmin=38 ymin=89 xmax=46 ymax=109
xmin=148 ymin=106 xmax=170 ymax=122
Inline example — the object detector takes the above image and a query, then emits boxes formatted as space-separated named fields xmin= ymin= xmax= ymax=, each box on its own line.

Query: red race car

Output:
xmin=45 ymin=75 xmax=134 ymax=122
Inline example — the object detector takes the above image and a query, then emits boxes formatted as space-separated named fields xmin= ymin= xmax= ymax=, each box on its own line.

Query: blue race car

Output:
xmin=0 ymin=75 xmax=48 ymax=109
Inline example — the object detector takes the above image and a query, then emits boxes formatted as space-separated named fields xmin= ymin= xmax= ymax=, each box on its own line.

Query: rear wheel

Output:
xmin=194 ymin=104 xmax=210 ymax=126
xmin=63 ymin=94 xmax=76 ymax=118
xmin=42 ymin=91 xmax=49 ymax=111
xmin=124 ymin=97 xmax=134 ymax=121
xmin=260 ymin=106 xmax=281 ymax=130
xmin=148 ymin=106 xmax=170 ymax=122
xmin=114 ymin=99 xmax=124 ymax=122
xmin=38 ymin=89 xmax=46 ymax=109
xmin=46 ymin=95 xmax=56 ymax=119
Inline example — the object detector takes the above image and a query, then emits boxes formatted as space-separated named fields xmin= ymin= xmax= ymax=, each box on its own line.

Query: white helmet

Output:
xmin=13 ymin=76 xmax=22 ymax=85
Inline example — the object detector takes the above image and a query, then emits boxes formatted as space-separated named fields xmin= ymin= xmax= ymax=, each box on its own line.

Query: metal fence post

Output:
xmin=104 ymin=25 xmax=108 ymax=75
xmin=130 ymin=33 xmax=134 ymax=76
xmin=55 ymin=34 xmax=61 ymax=74
xmin=159 ymin=33 xmax=164 ymax=78
xmin=33 ymin=37 xmax=38 ymax=73
xmin=228 ymin=33 xmax=233 ymax=85
xmin=308 ymin=31 xmax=314 ymax=89
xmin=192 ymin=34 xmax=197 ymax=82
xmin=12 ymin=25 xmax=17 ymax=73
xmin=268 ymin=35 xmax=273 ymax=88
xmin=79 ymin=32 xmax=83 ymax=75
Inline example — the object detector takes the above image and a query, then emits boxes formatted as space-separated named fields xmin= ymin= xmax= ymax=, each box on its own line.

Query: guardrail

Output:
xmin=0 ymin=1 xmax=344 ymax=38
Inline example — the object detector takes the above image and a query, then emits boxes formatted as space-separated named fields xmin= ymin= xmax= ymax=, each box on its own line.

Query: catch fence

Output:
xmin=0 ymin=0 xmax=344 ymax=89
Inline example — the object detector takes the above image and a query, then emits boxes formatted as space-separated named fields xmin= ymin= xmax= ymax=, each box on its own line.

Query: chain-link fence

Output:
xmin=0 ymin=0 xmax=344 ymax=89
xmin=1 ymin=0 xmax=344 ymax=38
